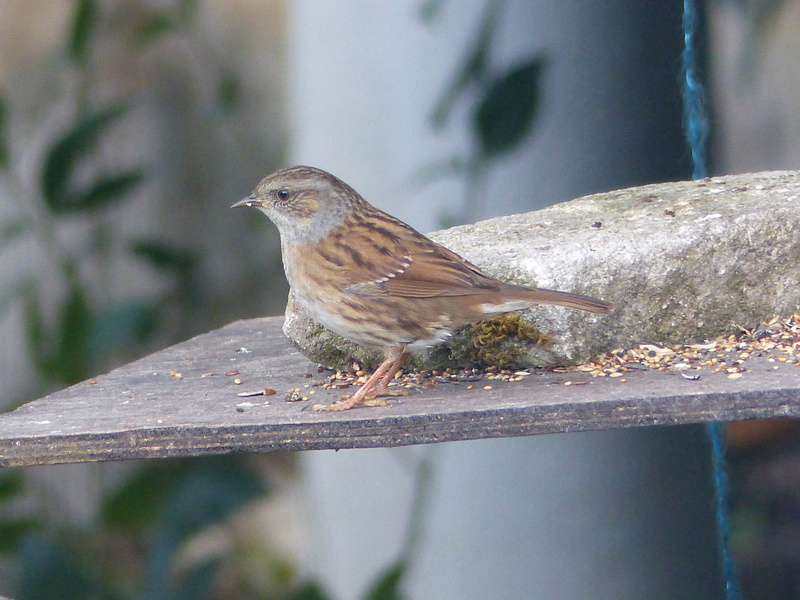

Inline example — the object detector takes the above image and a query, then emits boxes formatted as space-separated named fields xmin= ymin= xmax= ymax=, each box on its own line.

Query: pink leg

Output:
xmin=328 ymin=348 xmax=410 ymax=411
xmin=370 ymin=350 xmax=410 ymax=396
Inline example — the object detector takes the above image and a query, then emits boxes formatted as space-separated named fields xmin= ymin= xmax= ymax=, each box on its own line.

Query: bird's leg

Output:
xmin=328 ymin=348 xmax=410 ymax=411
xmin=368 ymin=349 xmax=410 ymax=398
xmin=327 ymin=357 xmax=394 ymax=411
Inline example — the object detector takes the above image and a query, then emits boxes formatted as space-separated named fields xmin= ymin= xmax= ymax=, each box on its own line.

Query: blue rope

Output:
xmin=682 ymin=1 xmax=742 ymax=597
xmin=706 ymin=422 xmax=742 ymax=600
xmin=682 ymin=0 xmax=709 ymax=180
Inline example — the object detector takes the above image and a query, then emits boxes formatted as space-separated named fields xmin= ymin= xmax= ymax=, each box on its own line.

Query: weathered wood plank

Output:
xmin=1 ymin=316 xmax=798 ymax=467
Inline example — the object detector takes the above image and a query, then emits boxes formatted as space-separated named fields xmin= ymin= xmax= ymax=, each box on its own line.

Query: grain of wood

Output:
xmin=1 ymin=317 xmax=798 ymax=467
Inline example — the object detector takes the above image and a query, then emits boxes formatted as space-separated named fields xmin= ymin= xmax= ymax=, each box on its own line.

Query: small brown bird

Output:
xmin=233 ymin=166 xmax=611 ymax=410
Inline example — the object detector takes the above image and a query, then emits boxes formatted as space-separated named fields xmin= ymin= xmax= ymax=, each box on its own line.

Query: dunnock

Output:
xmin=233 ymin=166 xmax=611 ymax=410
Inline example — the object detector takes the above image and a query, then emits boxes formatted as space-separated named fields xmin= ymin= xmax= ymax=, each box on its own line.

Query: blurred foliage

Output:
xmin=362 ymin=562 xmax=407 ymax=600
xmin=0 ymin=1 xmax=440 ymax=599
xmin=0 ymin=1 xmax=306 ymax=598
xmin=41 ymin=104 xmax=144 ymax=215
xmin=423 ymin=0 xmax=545 ymax=224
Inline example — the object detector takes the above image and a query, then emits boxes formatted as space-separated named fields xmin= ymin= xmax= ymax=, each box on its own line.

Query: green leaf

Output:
xmin=18 ymin=533 xmax=98 ymax=600
xmin=24 ymin=287 xmax=46 ymax=374
xmin=174 ymin=558 xmax=223 ymax=600
xmin=55 ymin=284 xmax=93 ymax=383
xmin=74 ymin=170 xmax=144 ymax=212
xmin=160 ymin=456 xmax=268 ymax=540
xmin=133 ymin=13 xmax=178 ymax=45
xmin=0 ymin=471 xmax=23 ymax=501
xmin=104 ymin=456 xmax=268 ymax=535
xmin=362 ymin=561 xmax=406 ymax=600
xmin=287 ymin=581 xmax=334 ymax=600
xmin=25 ymin=284 xmax=94 ymax=384
xmin=431 ymin=2 xmax=502 ymax=129
xmin=473 ymin=57 xmax=545 ymax=159
xmin=134 ymin=456 xmax=270 ymax=595
xmin=41 ymin=104 xmax=137 ymax=214
xmin=89 ymin=299 xmax=160 ymax=356
xmin=102 ymin=460 xmax=187 ymax=529
xmin=68 ymin=0 xmax=97 ymax=65
xmin=130 ymin=239 xmax=196 ymax=275
xmin=0 ymin=518 xmax=40 ymax=553
xmin=0 ymin=94 xmax=9 ymax=168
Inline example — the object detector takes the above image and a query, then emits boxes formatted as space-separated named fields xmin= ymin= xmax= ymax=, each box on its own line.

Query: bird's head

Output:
xmin=232 ymin=165 xmax=359 ymax=243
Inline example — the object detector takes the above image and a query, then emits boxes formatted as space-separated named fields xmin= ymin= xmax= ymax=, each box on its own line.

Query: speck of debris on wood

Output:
xmin=285 ymin=388 xmax=306 ymax=402
xmin=236 ymin=388 xmax=270 ymax=398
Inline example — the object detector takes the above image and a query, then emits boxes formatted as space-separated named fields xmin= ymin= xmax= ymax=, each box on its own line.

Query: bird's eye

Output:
xmin=276 ymin=189 xmax=291 ymax=201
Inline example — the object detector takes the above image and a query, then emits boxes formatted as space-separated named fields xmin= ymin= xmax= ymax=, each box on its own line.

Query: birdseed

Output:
xmin=307 ymin=314 xmax=800 ymax=398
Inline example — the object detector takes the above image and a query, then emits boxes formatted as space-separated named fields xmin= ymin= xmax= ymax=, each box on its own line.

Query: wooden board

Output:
xmin=1 ymin=317 xmax=798 ymax=467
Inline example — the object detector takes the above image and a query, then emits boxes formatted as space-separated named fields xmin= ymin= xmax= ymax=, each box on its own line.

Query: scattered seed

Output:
xmin=285 ymin=388 xmax=304 ymax=402
xmin=624 ymin=363 xmax=649 ymax=371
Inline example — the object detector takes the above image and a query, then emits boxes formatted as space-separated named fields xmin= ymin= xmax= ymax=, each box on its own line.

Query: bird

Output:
xmin=232 ymin=166 xmax=611 ymax=410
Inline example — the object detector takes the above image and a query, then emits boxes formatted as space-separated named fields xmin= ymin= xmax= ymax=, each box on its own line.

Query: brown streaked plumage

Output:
xmin=233 ymin=166 xmax=611 ymax=410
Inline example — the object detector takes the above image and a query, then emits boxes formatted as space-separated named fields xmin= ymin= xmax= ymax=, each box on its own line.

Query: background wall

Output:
xmin=288 ymin=2 xmax=719 ymax=599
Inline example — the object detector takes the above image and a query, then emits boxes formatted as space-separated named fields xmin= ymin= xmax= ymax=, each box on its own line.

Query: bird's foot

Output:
xmin=327 ymin=384 xmax=408 ymax=411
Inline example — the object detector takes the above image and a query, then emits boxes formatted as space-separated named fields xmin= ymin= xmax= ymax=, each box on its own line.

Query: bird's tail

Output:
xmin=515 ymin=287 xmax=612 ymax=315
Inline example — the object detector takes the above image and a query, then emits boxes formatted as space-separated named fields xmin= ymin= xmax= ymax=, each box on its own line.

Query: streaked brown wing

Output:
xmin=347 ymin=244 xmax=502 ymax=299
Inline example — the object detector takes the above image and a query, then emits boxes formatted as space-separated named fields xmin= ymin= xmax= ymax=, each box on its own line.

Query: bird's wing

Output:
xmin=346 ymin=244 xmax=502 ymax=299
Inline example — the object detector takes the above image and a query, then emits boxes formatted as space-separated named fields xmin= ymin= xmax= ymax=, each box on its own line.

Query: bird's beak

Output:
xmin=231 ymin=194 xmax=259 ymax=209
